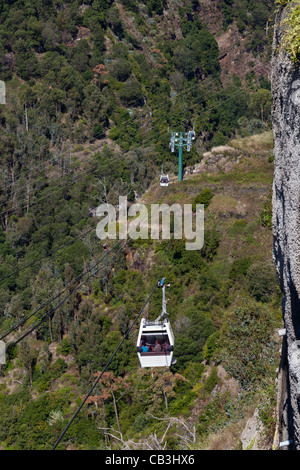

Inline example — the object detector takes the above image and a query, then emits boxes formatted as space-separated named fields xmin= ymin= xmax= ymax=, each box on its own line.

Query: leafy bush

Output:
xmin=56 ymin=338 xmax=72 ymax=356
xmin=246 ymin=263 xmax=279 ymax=302
xmin=110 ymin=59 xmax=132 ymax=82
xmin=259 ymin=197 xmax=272 ymax=228
xmin=280 ymin=1 xmax=300 ymax=62
xmin=192 ymin=188 xmax=214 ymax=211
xmin=201 ymin=229 xmax=220 ymax=261
xmin=218 ymin=302 xmax=277 ymax=389
xmin=203 ymin=331 xmax=220 ymax=361
xmin=119 ymin=78 xmax=144 ymax=107
xmin=229 ymin=257 xmax=252 ymax=281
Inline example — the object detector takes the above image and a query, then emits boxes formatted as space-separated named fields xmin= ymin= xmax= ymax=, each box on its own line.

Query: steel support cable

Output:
xmin=0 ymin=224 xmax=96 ymax=284
xmin=0 ymin=129 xmax=174 ymax=283
xmin=0 ymin=80 xmax=194 ymax=208
xmin=51 ymin=231 xmax=174 ymax=450
xmin=0 ymin=85 xmax=242 ymax=333
xmin=0 ymin=86 xmax=243 ymax=334
xmin=0 ymin=163 xmax=104 ymax=222
xmin=1 ymin=182 xmax=166 ymax=343
xmin=5 ymin=239 xmax=126 ymax=351
xmin=0 ymin=268 xmax=86 ymax=341
xmin=0 ymin=156 xmax=56 ymax=200
xmin=0 ymin=130 xmax=107 ymax=200
xmin=4 ymin=77 xmax=247 ymax=214
xmin=3 ymin=77 xmax=208 ymax=197
xmin=0 ymin=84 xmax=246 ymax=291
xmin=3 ymin=186 xmax=164 ymax=347
xmin=0 ymin=243 xmax=113 ymax=340
xmin=0 ymin=85 xmax=246 ymax=221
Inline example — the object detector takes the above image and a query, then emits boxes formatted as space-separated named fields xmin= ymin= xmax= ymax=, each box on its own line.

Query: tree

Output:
xmin=151 ymin=370 xmax=187 ymax=410
xmin=106 ymin=7 xmax=123 ymax=36
xmin=19 ymin=341 xmax=39 ymax=385
xmin=70 ymin=39 xmax=91 ymax=73
xmin=119 ymin=79 xmax=144 ymax=107
xmin=86 ymin=371 xmax=129 ymax=432
xmin=249 ymin=89 xmax=272 ymax=124
xmin=174 ymin=28 xmax=220 ymax=80
xmin=110 ymin=59 xmax=132 ymax=82
xmin=99 ymin=415 xmax=196 ymax=450
xmin=246 ymin=262 xmax=279 ymax=302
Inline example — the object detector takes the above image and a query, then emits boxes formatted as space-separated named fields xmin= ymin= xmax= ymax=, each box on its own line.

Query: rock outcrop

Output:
xmin=272 ymin=1 xmax=300 ymax=449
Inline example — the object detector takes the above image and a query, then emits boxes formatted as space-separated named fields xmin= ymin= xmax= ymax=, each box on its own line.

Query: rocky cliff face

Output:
xmin=272 ymin=2 xmax=300 ymax=450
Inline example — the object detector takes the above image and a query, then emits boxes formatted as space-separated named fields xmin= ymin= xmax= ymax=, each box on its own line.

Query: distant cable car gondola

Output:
xmin=136 ymin=278 xmax=175 ymax=368
xmin=160 ymin=174 xmax=169 ymax=187
xmin=159 ymin=164 xmax=169 ymax=187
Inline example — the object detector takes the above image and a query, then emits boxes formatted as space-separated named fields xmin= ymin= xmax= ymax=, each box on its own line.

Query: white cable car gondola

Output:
xmin=159 ymin=164 xmax=169 ymax=187
xmin=136 ymin=278 xmax=175 ymax=368
xmin=160 ymin=174 xmax=169 ymax=187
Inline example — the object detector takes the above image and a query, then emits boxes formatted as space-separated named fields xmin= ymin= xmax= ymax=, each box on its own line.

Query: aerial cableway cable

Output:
xmin=0 ymin=159 xmax=170 ymax=284
xmin=0 ymin=85 xmax=246 ymax=285
xmin=0 ymin=84 xmax=246 ymax=285
xmin=0 ymin=164 xmax=104 ymax=222
xmin=3 ymin=80 xmax=246 ymax=213
xmin=5 ymin=239 xmax=126 ymax=351
xmin=2 ymin=186 xmax=162 ymax=347
xmin=1 ymin=184 xmax=166 ymax=345
xmin=0 ymin=242 xmax=117 ymax=341
xmin=0 ymin=267 xmax=87 ymax=341
xmin=51 ymin=232 xmax=173 ymax=451
xmin=0 ymin=128 xmax=109 ymax=208
xmin=0 ymin=82 xmax=243 ymax=346
xmin=0 ymin=85 xmax=247 ymax=222
xmin=0 ymin=224 xmax=96 ymax=284
xmin=1 ymin=77 xmax=201 ymax=201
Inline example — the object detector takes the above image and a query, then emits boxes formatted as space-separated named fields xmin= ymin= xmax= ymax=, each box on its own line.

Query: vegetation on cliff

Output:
xmin=275 ymin=0 xmax=300 ymax=63
xmin=0 ymin=0 xmax=281 ymax=450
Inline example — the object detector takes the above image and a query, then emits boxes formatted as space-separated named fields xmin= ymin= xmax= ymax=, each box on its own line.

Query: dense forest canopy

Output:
xmin=0 ymin=0 xmax=280 ymax=450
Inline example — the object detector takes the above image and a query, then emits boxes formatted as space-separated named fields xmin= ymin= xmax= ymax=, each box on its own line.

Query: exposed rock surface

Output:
xmin=272 ymin=2 xmax=300 ymax=450
xmin=240 ymin=408 xmax=261 ymax=450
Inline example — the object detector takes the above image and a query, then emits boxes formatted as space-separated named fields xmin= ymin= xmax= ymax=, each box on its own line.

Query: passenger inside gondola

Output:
xmin=140 ymin=334 xmax=170 ymax=354
xmin=153 ymin=339 xmax=162 ymax=352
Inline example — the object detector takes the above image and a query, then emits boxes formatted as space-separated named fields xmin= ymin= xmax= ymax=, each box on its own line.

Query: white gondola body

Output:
xmin=160 ymin=174 xmax=169 ymax=187
xmin=136 ymin=318 xmax=175 ymax=368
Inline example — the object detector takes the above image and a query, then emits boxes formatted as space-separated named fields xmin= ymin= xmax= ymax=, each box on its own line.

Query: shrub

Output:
xmin=133 ymin=413 xmax=148 ymax=432
xmin=246 ymin=263 xmax=279 ymax=302
xmin=280 ymin=1 xmax=300 ymax=62
xmin=192 ymin=188 xmax=214 ymax=211
xmin=217 ymin=302 xmax=277 ymax=389
xmin=119 ymin=78 xmax=144 ymax=107
xmin=229 ymin=257 xmax=252 ymax=281
xmin=203 ymin=331 xmax=220 ymax=361
xmin=259 ymin=198 xmax=272 ymax=228
xmin=110 ymin=59 xmax=132 ymax=82
xmin=50 ymin=358 xmax=68 ymax=380
xmin=57 ymin=338 xmax=72 ymax=356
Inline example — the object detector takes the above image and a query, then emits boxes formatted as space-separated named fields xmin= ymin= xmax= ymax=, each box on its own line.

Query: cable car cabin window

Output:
xmin=139 ymin=334 xmax=171 ymax=355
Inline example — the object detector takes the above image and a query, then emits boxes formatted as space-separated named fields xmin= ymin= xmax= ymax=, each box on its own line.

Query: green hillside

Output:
xmin=0 ymin=0 xmax=281 ymax=451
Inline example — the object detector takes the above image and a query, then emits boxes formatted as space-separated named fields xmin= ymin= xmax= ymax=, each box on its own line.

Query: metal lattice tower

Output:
xmin=169 ymin=130 xmax=195 ymax=181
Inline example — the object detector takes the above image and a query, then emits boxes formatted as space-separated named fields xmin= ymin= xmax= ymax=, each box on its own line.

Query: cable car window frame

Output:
xmin=139 ymin=332 xmax=171 ymax=356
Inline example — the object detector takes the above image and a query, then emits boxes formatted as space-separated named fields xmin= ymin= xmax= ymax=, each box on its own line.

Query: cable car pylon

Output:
xmin=136 ymin=278 xmax=176 ymax=368
xmin=169 ymin=129 xmax=196 ymax=181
